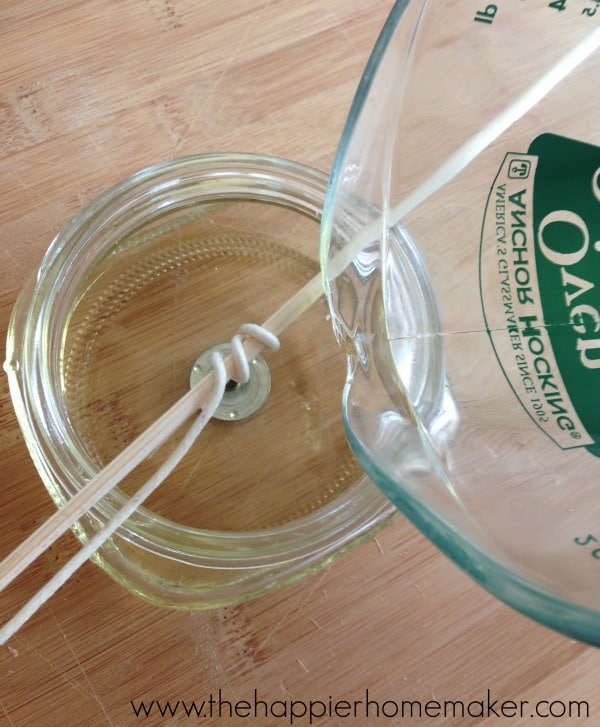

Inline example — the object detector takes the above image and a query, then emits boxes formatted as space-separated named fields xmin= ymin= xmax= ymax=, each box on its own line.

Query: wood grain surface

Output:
xmin=1 ymin=2 xmax=599 ymax=726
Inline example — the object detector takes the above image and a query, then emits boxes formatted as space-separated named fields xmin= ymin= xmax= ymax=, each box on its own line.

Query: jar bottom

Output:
xmin=63 ymin=198 xmax=363 ymax=532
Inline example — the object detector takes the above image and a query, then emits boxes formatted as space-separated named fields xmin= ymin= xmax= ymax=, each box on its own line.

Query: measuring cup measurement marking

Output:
xmin=473 ymin=1 xmax=600 ymax=25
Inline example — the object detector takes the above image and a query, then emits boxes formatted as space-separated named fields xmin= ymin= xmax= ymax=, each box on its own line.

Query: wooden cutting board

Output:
xmin=1 ymin=2 xmax=599 ymax=725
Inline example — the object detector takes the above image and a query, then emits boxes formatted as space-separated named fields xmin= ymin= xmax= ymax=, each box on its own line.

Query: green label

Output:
xmin=480 ymin=134 xmax=600 ymax=455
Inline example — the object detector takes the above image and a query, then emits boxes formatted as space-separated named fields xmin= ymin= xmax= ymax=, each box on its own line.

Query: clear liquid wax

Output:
xmin=63 ymin=204 xmax=363 ymax=531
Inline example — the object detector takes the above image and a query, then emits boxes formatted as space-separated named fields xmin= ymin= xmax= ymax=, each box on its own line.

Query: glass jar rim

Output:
xmin=6 ymin=152 xmax=395 ymax=569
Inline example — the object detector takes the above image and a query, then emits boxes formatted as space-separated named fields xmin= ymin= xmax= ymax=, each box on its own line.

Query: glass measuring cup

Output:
xmin=321 ymin=0 xmax=600 ymax=643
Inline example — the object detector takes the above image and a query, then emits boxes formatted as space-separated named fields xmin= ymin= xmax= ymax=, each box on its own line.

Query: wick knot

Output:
xmin=229 ymin=324 xmax=280 ymax=384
